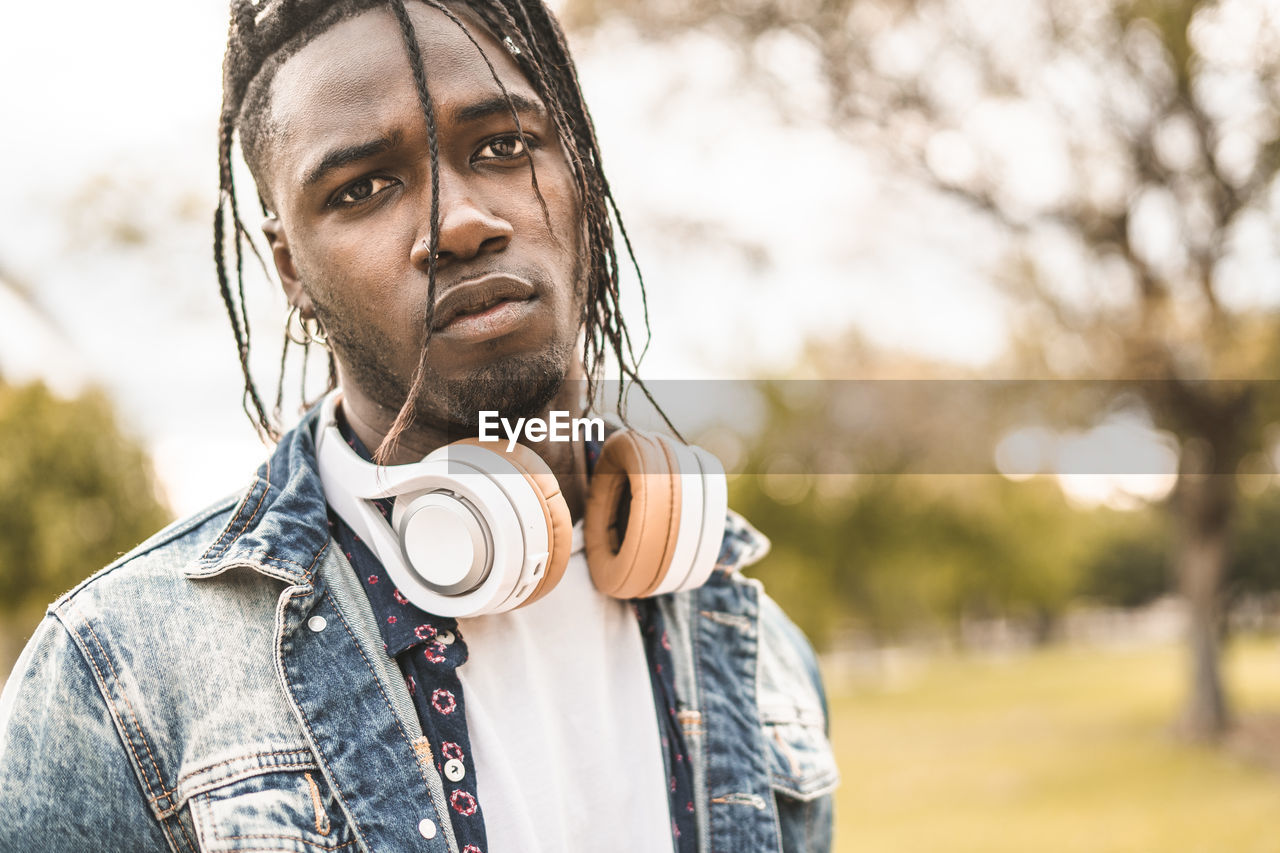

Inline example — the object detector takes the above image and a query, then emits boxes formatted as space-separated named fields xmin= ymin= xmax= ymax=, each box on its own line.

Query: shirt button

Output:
xmin=307 ymin=616 xmax=327 ymax=632
xmin=443 ymin=758 xmax=466 ymax=782
xmin=437 ymin=630 xmax=455 ymax=646
xmin=418 ymin=817 xmax=437 ymax=839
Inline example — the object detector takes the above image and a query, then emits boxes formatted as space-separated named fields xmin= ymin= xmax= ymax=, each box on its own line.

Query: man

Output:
xmin=0 ymin=1 xmax=837 ymax=851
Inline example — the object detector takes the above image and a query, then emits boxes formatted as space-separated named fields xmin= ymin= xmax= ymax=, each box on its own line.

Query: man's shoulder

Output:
xmin=35 ymin=471 xmax=313 ymax=739
xmin=719 ymin=512 xmax=840 ymax=800
xmin=663 ymin=509 xmax=841 ymax=805
xmin=710 ymin=512 xmax=826 ymax=718
xmin=672 ymin=509 xmax=826 ymax=710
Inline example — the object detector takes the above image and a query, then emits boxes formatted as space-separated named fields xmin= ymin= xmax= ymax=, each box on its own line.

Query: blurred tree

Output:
xmin=571 ymin=0 xmax=1280 ymax=739
xmin=1079 ymin=508 xmax=1172 ymax=607
xmin=1225 ymin=486 xmax=1280 ymax=613
xmin=0 ymin=380 xmax=171 ymax=673
xmin=712 ymin=369 xmax=1102 ymax=649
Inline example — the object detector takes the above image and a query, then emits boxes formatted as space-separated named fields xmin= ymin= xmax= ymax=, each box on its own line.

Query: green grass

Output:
xmin=828 ymin=639 xmax=1280 ymax=852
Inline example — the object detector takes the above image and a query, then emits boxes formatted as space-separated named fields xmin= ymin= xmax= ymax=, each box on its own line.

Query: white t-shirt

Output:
xmin=456 ymin=522 xmax=677 ymax=853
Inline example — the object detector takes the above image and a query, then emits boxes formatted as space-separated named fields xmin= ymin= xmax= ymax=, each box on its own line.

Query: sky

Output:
xmin=3 ymin=1 xmax=1269 ymax=515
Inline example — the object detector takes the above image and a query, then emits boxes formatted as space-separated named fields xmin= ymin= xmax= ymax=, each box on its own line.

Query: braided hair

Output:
xmin=216 ymin=0 xmax=670 ymax=459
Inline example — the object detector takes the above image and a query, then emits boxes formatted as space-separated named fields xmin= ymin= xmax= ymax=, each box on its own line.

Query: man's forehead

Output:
xmin=266 ymin=5 xmax=538 ymax=167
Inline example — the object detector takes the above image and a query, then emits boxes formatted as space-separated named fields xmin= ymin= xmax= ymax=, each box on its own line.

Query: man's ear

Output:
xmin=262 ymin=216 xmax=313 ymax=315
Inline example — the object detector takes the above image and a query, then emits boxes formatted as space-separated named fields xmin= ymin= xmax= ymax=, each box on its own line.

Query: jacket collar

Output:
xmin=715 ymin=508 xmax=772 ymax=574
xmin=185 ymin=406 xmax=331 ymax=586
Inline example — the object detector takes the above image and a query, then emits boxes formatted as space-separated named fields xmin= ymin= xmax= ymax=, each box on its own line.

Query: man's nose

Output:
xmin=411 ymin=175 xmax=513 ymax=268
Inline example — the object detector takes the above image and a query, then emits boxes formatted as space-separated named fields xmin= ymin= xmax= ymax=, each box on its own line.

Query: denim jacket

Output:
xmin=0 ymin=411 xmax=838 ymax=853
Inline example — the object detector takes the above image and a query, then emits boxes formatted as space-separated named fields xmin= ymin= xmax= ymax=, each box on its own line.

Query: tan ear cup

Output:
xmin=584 ymin=431 xmax=682 ymax=598
xmin=452 ymin=438 xmax=572 ymax=606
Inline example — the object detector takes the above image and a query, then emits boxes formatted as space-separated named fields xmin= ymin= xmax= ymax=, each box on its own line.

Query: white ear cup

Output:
xmin=391 ymin=491 xmax=492 ymax=595
xmin=422 ymin=442 xmax=553 ymax=613
xmin=646 ymin=437 xmax=727 ymax=596
xmin=316 ymin=394 xmax=551 ymax=617
xmin=648 ymin=438 xmax=706 ymax=596
xmin=684 ymin=444 xmax=728 ymax=590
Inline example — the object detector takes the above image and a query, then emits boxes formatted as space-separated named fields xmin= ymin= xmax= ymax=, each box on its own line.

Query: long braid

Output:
xmin=453 ymin=0 xmax=619 ymax=415
xmin=217 ymin=0 xmax=382 ymax=440
xmin=377 ymin=0 xmax=443 ymax=463
xmin=423 ymin=1 xmax=553 ymax=230
xmin=493 ymin=0 xmax=674 ymax=434
xmin=214 ymin=113 xmax=273 ymax=436
xmin=274 ymin=322 xmax=290 ymax=422
xmin=478 ymin=0 xmax=636 ymax=424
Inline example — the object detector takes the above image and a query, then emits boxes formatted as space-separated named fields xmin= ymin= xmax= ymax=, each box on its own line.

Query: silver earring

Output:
xmin=306 ymin=316 xmax=329 ymax=347
xmin=286 ymin=305 xmax=329 ymax=347
xmin=285 ymin=305 xmax=310 ymax=345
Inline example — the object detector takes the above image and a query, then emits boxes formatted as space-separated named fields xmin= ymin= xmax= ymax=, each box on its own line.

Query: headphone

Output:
xmin=315 ymin=392 xmax=728 ymax=618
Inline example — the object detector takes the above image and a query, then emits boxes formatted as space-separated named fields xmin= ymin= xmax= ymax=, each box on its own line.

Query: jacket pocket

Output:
xmin=189 ymin=769 xmax=357 ymax=853
xmin=762 ymin=711 xmax=840 ymax=802
xmin=763 ymin=711 xmax=838 ymax=853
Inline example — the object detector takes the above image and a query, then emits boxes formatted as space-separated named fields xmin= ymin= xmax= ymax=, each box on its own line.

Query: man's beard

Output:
xmin=330 ymin=320 xmax=575 ymax=436
xmin=422 ymin=344 xmax=573 ymax=431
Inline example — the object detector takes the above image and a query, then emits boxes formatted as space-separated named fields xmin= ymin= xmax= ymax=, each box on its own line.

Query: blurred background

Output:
xmin=3 ymin=0 xmax=1280 ymax=849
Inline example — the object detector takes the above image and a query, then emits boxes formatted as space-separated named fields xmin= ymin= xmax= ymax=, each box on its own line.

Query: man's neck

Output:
xmin=338 ymin=383 xmax=591 ymax=523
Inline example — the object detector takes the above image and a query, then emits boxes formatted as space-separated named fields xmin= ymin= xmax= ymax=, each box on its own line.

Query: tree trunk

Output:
xmin=1173 ymin=445 xmax=1235 ymax=741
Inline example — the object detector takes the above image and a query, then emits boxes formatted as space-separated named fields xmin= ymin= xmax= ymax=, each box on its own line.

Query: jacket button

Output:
xmin=443 ymin=758 xmax=466 ymax=782
xmin=437 ymin=630 xmax=455 ymax=645
xmin=307 ymin=616 xmax=327 ymax=632
xmin=418 ymin=817 xmax=437 ymax=839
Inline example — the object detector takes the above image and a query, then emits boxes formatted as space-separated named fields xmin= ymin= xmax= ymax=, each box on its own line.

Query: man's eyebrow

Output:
xmin=302 ymin=131 xmax=403 ymax=190
xmin=452 ymin=93 xmax=546 ymax=125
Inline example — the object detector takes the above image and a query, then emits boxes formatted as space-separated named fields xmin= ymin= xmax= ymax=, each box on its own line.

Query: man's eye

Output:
xmin=477 ymin=135 xmax=528 ymax=160
xmin=334 ymin=176 xmax=397 ymax=206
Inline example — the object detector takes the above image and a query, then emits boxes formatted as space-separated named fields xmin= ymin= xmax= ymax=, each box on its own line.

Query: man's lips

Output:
xmin=431 ymin=273 xmax=537 ymax=332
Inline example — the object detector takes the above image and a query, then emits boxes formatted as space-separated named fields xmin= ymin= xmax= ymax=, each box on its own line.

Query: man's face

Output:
xmin=261 ymin=5 xmax=584 ymax=434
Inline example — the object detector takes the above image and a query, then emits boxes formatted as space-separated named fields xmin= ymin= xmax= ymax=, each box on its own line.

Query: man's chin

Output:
xmin=424 ymin=351 xmax=570 ymax=432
